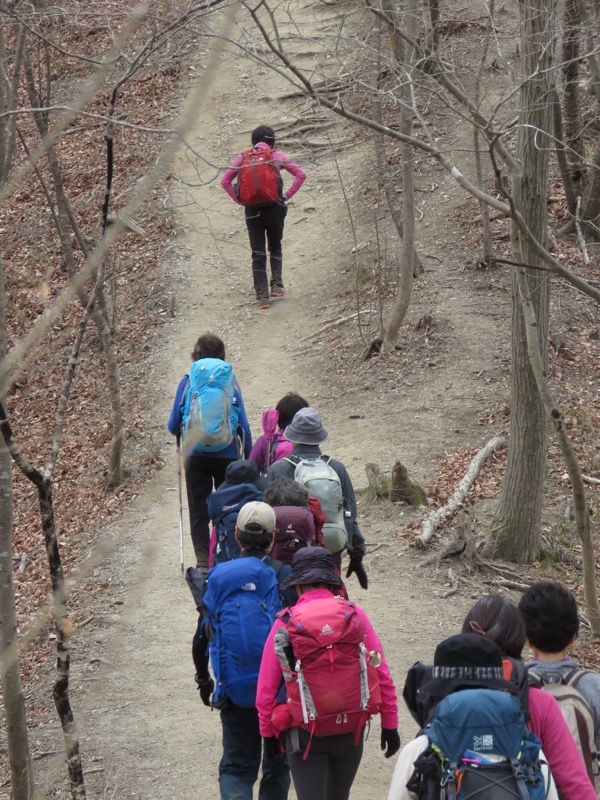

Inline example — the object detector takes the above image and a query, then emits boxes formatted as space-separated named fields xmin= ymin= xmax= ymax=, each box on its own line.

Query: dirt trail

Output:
xmin=70 ymin=3 xmax=509 ymax=798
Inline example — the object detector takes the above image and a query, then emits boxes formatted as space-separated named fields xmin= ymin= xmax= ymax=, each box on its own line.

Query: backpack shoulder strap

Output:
xmin=283 ymin=456 xmax=300 ymax=466
xmin=262 ymin=554 xmax=284 ymax=579
xmin=562 ymin=666 xmax=591 ymax=690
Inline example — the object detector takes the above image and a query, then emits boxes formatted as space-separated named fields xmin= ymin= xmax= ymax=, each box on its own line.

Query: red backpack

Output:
xmin=236 ymin=146 xmax=282 ymax=208
xmin=271 ymin=595 xmax=381 ymax=753
xmin=270 ymin=506 xmax=316 ymax=564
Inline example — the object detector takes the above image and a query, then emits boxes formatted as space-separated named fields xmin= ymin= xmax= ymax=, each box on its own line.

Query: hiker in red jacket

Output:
xmin=221 ymin=125 xmax=306 ymax=309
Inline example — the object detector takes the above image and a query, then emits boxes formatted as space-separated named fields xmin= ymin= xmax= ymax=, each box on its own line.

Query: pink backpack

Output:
xmin=271 ymin=596 xmax=381 ymax=752
xmin=262 ymin=409 xmax=294 ymax=468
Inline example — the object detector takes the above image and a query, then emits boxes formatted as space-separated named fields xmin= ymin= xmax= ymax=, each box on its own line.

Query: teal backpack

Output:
xmin=181 ymin=358 xmax=239 ymax=454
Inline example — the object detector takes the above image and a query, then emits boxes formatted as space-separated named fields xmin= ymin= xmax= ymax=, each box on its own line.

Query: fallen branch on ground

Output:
xmin=416 ymin=436 xmax=506 ymax=547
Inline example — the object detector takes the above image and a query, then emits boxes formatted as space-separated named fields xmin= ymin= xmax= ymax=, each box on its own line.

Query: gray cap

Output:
xmin=284 ymin=407 xmax=328 ymax=445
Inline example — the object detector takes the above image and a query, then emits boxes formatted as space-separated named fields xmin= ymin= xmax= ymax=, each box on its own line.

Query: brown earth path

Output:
xmin=61 ymin=2 xmax=511 ymax=797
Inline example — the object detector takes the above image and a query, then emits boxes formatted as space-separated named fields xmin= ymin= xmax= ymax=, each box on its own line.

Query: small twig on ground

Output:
xmin=494 ymin=578 xmax=532 ymax=591
xmin=296 ymin=311 xmax=371 ymax=344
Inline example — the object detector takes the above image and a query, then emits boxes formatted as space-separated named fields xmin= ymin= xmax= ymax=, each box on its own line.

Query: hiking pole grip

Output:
xmin=177 ymin=436 xmax=185 ymax=574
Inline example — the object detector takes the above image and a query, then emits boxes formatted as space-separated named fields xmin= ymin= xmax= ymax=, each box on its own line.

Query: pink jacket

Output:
xmin=528 ymin=686 xmax=597 ymax=800
xmin=221 ymin=141 xmax=307 ymax=204
xmin=256 ymin=588 xmax=399 ymax=738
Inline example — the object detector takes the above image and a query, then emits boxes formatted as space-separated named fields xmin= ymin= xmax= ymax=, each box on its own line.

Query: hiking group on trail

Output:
xmin=167 ymin=114 xmax=600 ymax=800
xmin=167 ymin=322 xmax=600 ymax=800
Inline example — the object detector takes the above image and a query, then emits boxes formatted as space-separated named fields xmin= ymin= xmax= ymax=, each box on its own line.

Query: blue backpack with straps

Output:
xmin=201 ymin=557 xmax=282 ymax=707
xmin=207 ymin=482 xmax=263 ymax=564
xmin=181 ymin=358 xmax=240 ymax=455
xmin=408 ymin=688 xmax=547 ymax=800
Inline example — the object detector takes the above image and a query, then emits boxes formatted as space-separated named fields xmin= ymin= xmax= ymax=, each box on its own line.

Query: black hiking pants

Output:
xmin=184 ymin=455 xmax=233 ymax=569
xmin=245 ymin=203 xmax=287 ymax=300
xmin=283 ymin=727 xmax=364 ymax=800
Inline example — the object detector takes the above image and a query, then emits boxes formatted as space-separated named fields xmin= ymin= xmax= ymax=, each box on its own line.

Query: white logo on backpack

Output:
xmin=286 ymin=457 xmax=349 ymax=554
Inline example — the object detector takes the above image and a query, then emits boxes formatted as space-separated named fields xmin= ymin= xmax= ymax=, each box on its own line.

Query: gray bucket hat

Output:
xmin=284 ymin=407 xmax=328 ymax=445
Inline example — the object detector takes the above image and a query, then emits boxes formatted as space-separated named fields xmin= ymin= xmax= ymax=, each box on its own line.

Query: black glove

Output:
xmin=381 ymin=728 xmax=401 ymax=758
xmin=195 ymin=673 xmax=214 ymax=707
xmin=263 ymin=736 xmax=283 ymax=762
xmin=346 ymin=555 xmax=368 ymax=589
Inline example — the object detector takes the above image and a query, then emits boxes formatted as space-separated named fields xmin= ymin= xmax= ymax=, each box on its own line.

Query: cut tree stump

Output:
xmin=390 ymin=460 xmax=427 ymax=506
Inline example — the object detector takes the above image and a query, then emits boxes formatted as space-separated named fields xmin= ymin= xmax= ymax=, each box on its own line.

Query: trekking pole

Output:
xmin=176 ymin=435 xmax=185 ymax=575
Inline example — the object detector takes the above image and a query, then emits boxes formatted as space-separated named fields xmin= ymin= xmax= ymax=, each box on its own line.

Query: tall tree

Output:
xmin=487 ymin=0 xmax=555 ymax=560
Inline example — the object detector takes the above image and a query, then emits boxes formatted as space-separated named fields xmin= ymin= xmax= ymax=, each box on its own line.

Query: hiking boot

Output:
xmin=270 ymin=286 xmax=286 ymax=298
xmin=257 ymin=298 xmax=270 ymax=309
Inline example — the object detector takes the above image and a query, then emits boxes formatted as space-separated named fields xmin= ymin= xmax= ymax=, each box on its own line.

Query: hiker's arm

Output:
xmin=360 ymin=612 xmax=399 ymax=730
xmin=220 ymin=153 xmax=244 ymax=203
xmin=167 ymin=376 xmax=189 ymax=436
xmin=387 ymin=736 xmax=427 ymax=800
xmin=233 ymin=382 xmax=253 ymax=457
xmin=528 ymin=687 xmax=597 ymax=800
xmin=279 ymin=156 xmax=306 ymax=200
xmin=256 ymin=622 xmax=284 ymax=738
xmin=336 ymin=464 xmax=366 ymax=557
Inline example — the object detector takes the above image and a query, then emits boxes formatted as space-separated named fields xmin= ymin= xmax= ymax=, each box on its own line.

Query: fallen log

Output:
xmin=416 ymin=436 xmax=506 ymax=547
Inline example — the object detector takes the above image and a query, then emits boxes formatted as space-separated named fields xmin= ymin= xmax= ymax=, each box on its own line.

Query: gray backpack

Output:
xmin=286 ymin=457 xmax=348 ymax=554
xmin=528 ymin=666 xmax=600 ymax=797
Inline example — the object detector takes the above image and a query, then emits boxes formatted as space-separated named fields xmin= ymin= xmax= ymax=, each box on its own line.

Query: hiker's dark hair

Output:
xmin=518 ymin=581 xmax=579 ymax=653
xmin=251 ymin=125 xmax=276 ymax=147
xmin=461 ymin=593 xmax=526 ymax=660
xmin=264 ymin=476 xmax=309 ymax=508
xmin=236 ymin=527 xmax=273 ymax=551
xmin=192 ymin=333 xmax=226 ymax=361
xmin=276 ymin=392 xmax=309 ymax=430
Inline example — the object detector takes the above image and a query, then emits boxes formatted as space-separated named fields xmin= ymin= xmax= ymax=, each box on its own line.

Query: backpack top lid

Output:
xmin=262 ymin=408 xmax=280 ymax=439
xmin=427 ymin=688 xmax=527 ymax=762
xmin=188 ymin=357 xmax=233 ymax=390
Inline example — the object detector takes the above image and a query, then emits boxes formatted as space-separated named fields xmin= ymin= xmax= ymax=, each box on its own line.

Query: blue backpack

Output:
xmin=207 ymin=483 xmax=263 ymax=564
xmin=181 ymin=358 xmax=239 ymax=454
xmin=408 ymin=688 xmax=547 ymax=800
xmin=202 ymin=557 xmax=282 ymax=707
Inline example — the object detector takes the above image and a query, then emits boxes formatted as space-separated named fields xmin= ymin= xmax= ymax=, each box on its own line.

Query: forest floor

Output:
xmin=2 ymin=0 xmax=600 ymax=798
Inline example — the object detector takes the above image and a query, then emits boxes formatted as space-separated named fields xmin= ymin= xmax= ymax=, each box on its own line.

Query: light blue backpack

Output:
xmin=181 ymin=358 xmax=239 ymax=454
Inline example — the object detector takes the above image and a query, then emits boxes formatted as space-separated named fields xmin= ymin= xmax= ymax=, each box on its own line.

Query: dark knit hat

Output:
xmin=420 ymin=633 xmax=509 ymax=696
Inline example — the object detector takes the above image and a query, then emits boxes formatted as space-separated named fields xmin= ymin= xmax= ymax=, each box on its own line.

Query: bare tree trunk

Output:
xmin=0 ymin=413 xmax=87 ymax=798
xmin=474 ymin=0 xmax=495 ymax=264
xmin=487 ymin=0 xmax=554 ymax=562
xmin=381 ymin=0 xmax=417 ymax=349
xmin=0 ymin=256 xmax=34 ymax=799
xmin=554 ymin=85 xmax=578 ymax=228
xmin=23 ymin=52 xmax=123 ymax=486
xmin=515 ymin=267 xmax=600 ymax=636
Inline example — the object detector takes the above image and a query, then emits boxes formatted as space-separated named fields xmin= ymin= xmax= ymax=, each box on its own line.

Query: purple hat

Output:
xmin=281 ymin=546 xmax=343 ymax=589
